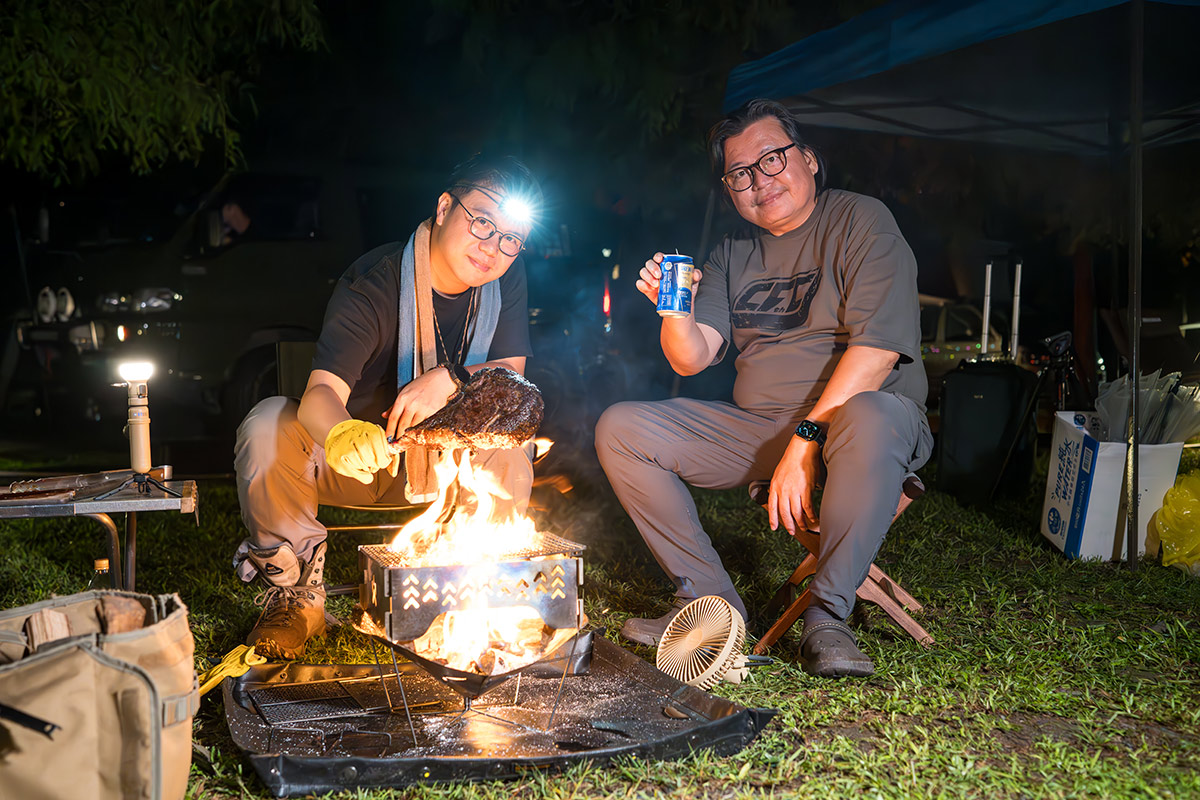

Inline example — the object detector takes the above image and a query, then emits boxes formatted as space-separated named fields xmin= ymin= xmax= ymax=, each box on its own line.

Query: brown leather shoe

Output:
xmin=245 ymin=542 xmax=327 ymax=660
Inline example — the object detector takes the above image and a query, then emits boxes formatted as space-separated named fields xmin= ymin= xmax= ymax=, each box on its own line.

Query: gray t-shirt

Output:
xmin=696 ymin=189 xmax=927 ymax=415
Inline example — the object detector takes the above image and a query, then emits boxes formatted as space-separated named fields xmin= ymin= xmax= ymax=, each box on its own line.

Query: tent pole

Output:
xmin=1125 ymin=0 xmax=1144 ymax=571
xmin=697 ymin=187 xmax=717 ymax=267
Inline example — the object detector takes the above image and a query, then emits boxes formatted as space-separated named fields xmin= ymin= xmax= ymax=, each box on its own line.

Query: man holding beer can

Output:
xmin=596 ymin=99 xmax=932 ymax=678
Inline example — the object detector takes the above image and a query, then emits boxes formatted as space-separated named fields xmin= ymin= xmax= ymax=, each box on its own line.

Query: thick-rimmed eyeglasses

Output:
xmin=721 ymin=143 xmax=798 ymax=192
xmin=450 ymin=194 xmax=525 ymax=257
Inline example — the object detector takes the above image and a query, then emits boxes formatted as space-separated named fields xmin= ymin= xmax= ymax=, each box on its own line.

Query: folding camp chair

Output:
xmin=750 ymin=474 xmax=934 ymax=655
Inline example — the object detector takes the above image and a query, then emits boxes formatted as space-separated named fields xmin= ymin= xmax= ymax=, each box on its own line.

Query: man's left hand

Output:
xmin=768 ymin=437 xmax=826 ymax=536
xmin=383 ymin=366 xmax=459 ymax=441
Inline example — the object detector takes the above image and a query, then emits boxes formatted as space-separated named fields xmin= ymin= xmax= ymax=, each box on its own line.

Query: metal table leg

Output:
xmin=125 ymin=511 xmax=137 ymax=592
xmin=81 ymin=513 xmax=123 ymax=589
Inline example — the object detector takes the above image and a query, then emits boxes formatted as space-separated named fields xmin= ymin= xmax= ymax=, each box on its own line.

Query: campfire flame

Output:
xmin=386 ymin=450 xmax=539 ymax=566
xmin=375 ymin=448 xmax=577 ymax=676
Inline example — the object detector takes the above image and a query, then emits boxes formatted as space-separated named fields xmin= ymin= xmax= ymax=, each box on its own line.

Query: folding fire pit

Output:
xmin=355 ymin=532 xmax=586 ymax=698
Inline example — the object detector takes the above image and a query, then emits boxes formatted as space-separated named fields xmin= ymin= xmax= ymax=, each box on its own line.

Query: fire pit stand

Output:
xmin=223 ymin=635 xmax=776 ymax=797
xmin=362 ymin=626 xmax=589 ymax=741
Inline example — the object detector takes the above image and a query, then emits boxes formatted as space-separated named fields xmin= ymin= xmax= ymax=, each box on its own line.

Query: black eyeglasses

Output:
xmin=720 ymin=143 xmax=798 ymax=192
xmin=450 ymin=194 xmax=525 ymax=257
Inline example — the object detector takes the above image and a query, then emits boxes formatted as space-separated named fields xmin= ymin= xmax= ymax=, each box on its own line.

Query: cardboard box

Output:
xmin=1040 ymin=411 xmax=1183 ymax=560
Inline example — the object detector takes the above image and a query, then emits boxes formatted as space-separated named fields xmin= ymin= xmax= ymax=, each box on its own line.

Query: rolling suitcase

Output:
xmin=936 ymin=260 xmax=1039 ymax=505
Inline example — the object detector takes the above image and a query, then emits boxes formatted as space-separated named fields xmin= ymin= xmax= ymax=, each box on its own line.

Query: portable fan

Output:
xmin=655 ymin=596 xmax=752 ymax=690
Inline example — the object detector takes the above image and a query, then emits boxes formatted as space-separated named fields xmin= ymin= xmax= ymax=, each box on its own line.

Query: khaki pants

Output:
xmin=595 ymin=391 xmax=932 ymax=621
xmin=232 ymin=396 xmax=534 ymax=579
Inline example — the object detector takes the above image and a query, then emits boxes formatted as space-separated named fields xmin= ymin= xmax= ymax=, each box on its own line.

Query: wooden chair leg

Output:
xmin=750 ymin=476 xmax=932 ymax=654
xmin=752 ymin=587 xmax=812 ymax=655
xmin=763 ymin=553 xmax=818 ymax=620
xmin=867 ymin=563 xmax=924 ymax=612
xmin=856 ymin=577 xmax=934 ymax=647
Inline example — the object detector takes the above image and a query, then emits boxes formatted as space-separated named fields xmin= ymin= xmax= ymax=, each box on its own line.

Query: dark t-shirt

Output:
xmin=697 ymin=189 xmax=927 ymax=415
xmin=313 ymin=241 xmax=531 ymax=421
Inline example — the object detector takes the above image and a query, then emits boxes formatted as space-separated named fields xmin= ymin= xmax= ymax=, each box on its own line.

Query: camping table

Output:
xmin=0 ymin=477 xmax=198 ymax=592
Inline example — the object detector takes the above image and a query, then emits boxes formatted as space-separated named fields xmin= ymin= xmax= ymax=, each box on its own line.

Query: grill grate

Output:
xmin=251 ymin=676 xmax=452 ymax=725
xmin=360 ymin=531 xmax=584 ymax=567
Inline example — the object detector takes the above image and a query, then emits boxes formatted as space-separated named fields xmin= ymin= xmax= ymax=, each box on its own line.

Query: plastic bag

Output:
xmin=1154 ymin=471 xmax=1200 ymax=576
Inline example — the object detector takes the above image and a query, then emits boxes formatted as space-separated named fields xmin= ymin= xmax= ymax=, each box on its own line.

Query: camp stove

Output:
xmin=355 ymin=533 xmax=586 ymax=698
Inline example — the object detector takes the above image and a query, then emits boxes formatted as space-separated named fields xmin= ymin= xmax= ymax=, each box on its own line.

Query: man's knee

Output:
xmin=826 ymin=391 xmax=905 ymax=454
xmin=234 ymin=396 xmax=307 ymax=476
xmin=595 ymin=401 xmax=657 ymax=459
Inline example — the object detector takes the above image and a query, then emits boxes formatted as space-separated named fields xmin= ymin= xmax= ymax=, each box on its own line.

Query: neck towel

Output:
xmin=397 ymin=219 xmax=501 ymax=500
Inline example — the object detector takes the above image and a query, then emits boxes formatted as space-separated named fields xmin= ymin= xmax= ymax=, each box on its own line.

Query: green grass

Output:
xmin=2 ymin=445 xmax=1199 ymax=799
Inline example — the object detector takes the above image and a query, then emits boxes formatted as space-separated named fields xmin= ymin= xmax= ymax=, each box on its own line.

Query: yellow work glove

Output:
xmin=197 ymin=645 xmax=267 ymax=697
xmin=325 ymin=419 xmax=395 ymax=484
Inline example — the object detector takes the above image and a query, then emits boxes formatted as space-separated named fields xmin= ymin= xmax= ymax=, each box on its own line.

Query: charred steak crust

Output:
xmin=395 ymin=367 xmax=544 ymax=450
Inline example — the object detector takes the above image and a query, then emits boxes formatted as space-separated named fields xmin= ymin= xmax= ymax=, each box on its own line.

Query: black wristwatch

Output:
xmin=794 ymin=419 xmax=826 ymax=446
xmin=441 ymin=363 xmax=471 ymax=389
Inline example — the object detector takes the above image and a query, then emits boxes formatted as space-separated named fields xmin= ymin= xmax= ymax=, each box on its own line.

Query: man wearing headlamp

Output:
xmin=232 ymin=153 xmax=543 ymax=659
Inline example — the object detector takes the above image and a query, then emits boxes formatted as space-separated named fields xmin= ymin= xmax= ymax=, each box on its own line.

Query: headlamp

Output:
xmin=500 ymin=195 xmax=536 ymax=226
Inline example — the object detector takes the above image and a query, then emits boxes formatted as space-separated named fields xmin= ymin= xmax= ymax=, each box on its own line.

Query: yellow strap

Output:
xmin=197 ymin=644 xmax=267 ymax=697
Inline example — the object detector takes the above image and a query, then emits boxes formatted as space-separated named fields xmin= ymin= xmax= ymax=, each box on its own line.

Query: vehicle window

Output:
xmin=945 ymin=306 xmax=981 ymax=340
xmin=191 ymin=174 xmax=322 ymax=255
xmin=46 ymin=189 xmax=192 ymax=248
xmin=920 ymin=305 xmax=941 ymax=341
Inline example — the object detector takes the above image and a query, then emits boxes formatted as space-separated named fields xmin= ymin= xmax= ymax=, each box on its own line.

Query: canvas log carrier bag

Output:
xmin=0 ymin=591 xmax=197 ymax=800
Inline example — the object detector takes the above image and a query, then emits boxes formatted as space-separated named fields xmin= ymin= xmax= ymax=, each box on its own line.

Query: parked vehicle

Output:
xmin=5 ymin=169 xmax=377 ymax=441
xmin=919 ymin=293 xmax=1003 ymax=395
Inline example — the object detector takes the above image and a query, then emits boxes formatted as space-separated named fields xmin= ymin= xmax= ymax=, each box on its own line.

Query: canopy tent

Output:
xmin=723 ymin=0 xmax=1200 ymax=153
xmin=721 ymin=0 xmax=1200 ymax=566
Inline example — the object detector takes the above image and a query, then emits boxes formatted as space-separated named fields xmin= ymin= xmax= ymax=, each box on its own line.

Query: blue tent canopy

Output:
xmin=724 ymin=0 xmax=1200 ymax=154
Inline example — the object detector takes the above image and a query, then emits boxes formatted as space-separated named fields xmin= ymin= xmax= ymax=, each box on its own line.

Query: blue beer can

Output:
xmin=656 ymin=254 xmax=695 ymax=318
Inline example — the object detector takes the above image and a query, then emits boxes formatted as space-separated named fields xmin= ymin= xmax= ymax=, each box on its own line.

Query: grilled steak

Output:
xmin=394 ymin=367 xmax=544 ymax=451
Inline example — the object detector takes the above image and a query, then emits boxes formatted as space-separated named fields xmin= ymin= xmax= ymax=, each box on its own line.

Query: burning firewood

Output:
xmin=403 ymin=608 xmax=575 ymax=676
xmin=392 ymin=367 xmax=544 ymax=451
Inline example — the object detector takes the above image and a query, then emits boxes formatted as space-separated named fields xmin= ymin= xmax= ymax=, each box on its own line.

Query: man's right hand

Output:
xmin=636 ymin=252 xmax=703 ymax=307
xmin=324 ymin=419 xmax=395 ymax=484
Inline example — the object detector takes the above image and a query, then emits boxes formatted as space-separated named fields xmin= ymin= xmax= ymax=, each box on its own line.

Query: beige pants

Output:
xmin=232 ymin=396 xmax=534 ymax=580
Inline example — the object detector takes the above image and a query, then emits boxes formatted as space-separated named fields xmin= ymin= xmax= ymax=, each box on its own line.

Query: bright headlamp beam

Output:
xmin=500 ymin=195 xmax=535 ymax=226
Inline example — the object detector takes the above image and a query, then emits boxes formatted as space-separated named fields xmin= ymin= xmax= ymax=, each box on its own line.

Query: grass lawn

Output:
xmin=2 ymin=443 xmax=1199 ymax=799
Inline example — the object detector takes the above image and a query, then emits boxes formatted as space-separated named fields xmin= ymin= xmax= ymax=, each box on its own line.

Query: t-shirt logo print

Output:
xmin=731 ymin=268 xmax=821 ymax=331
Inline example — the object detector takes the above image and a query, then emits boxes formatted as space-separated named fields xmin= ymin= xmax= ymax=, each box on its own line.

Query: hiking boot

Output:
xmin=245 ymin=542 xmax=328 ymax=660
xmin=619 ymin=598 xmax=692 ymax=646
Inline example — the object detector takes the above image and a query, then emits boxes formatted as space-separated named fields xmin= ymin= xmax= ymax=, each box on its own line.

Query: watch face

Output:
xmin=797 ymin=420 xmax=822 ymax=442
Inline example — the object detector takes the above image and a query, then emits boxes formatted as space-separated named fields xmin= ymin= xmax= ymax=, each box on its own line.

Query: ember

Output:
xmin=410 ymin=608 xmax=578 ymax=674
